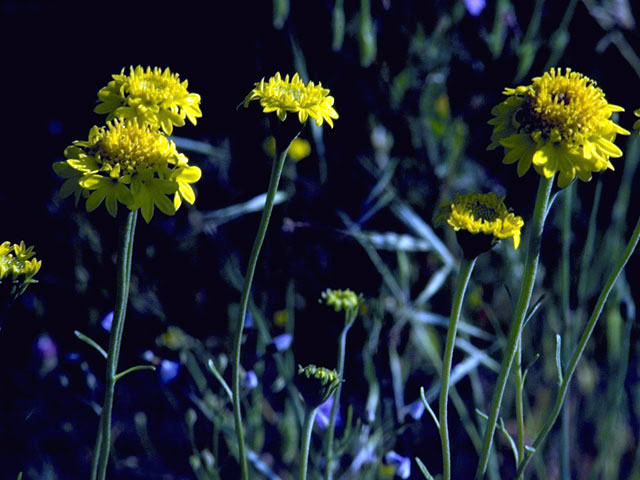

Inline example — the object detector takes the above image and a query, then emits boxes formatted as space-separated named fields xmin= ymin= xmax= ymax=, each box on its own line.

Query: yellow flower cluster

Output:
xmin=0 ymin=241 xmax=42 ymax=283
xmin=445 ymin=193 xmax=524 ymax=249
xmin=55 ymin=66 xmax=202 ymax=222
xmin=321 ymin=288 xmax=362 ymax=312
xmin=244 ymin=72 xmax=339 ymax=127
xmin=489 ymin=68 xmax=629 ymax=188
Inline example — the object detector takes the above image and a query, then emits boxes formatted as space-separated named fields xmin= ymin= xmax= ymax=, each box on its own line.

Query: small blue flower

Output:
xmin=350 ymin=445 xmax=376 ymax=472
xmin=159 ymin=360 xmax=180 ymax=383
xmin=464 ymin=0 xmax=486 ymax=16
xmin=243 ymin=370 xmax=258 ymax=390
xmin=407 ymin=398 xmax=425 ymax=420
xmin=101 ymin=311 xmax=114 ymax=331
xmin=272 ymin=333 xmax=293 ymax=352
xmin=385 ymin=451 xmax=411 ymax=479
xmin=245 ymin=312 xmax=253 ymax=328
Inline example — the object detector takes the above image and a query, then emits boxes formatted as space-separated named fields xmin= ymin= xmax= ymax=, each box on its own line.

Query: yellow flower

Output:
xmin=634 ymin=108 xmax=640 ymax=133
xmin=54 ymin=119 xmax=201 ymax=223
xmin=243 ymin=72 xmax=339 ymax=127
xmin=296 ymin=364 xmax=341 ymax=407
xmin=321 ymin=289 xmax=362 ymax=312
xmin=444 ymin=193 xmax=524 ymax=250
xmin=95 ymin=66 xmax=202 ymax=135
xmin=263 ymin=136 xmax=312 ymax=161
xmin=0 ymin=241 xmax=42 ymax=282
xmin=489 ymin=68 xmax=629 ymax=188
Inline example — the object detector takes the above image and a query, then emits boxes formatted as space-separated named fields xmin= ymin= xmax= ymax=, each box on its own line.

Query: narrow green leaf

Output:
xmin=115 ymin=365 xmax=156 ymax=382
xmin=415 ymin=457 xmax=435 ymax=480
xmin=555 ymin=334 xmax=564 ymax=386
xmin=74 ymin=330 xmax=107 ymax=359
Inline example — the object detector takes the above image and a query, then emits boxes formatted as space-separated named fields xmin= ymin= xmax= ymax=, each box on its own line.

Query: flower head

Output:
xmin=0 ymin=241 xmax=42 ymax=282
xmin=634 ymin=108 xmax=640 ymax=133
xmin=243 ymin=72 xmax=338 ymax=127
xmin=296 ymin=364 xmax=341 ymax=408
xmin=489 ymin=68 xmax=629 ymax=188
xmin=54 ymin=119 xmax=201 ymax=222
xmin=0 ymin=241 xmax=41 ymax=300
xmin=440 ymin=193 xmax=523 ymax=258
xmin=95 ymin=66 xmax=202 ymax=135
xmin=321 ymin=288 xmax=362 ymax=313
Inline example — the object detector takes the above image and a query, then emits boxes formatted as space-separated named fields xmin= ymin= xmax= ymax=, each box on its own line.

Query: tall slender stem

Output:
xmin=517 ymin=214 xmax=640 ymax=477
xmin=440 ymin=257 xmax=476 ymax=480
xmin=232 ymin=138 xmax=295 ymax=480
xmin=324 ymin=310 xmax=355 ymax=480
xmin=560 ymin=184 xmax=573 ymax=480
xmin=92 ymin=209 xmax=137 ymax=480
xmin=475 ymin=176 xmax=553 ymax=479
xmin=514 ymin=337 xmax=525 ymax=475
xmin=299 ymin=407 xmax=319 ymax=480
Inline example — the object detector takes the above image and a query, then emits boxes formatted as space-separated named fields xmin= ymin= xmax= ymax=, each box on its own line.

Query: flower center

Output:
xmin=515 ymin=69 xmax=612 ymax=144
xmin=471 ymin=201 xmax=499 ymax=222
xmin=126 ymin=70 xmax=183 ymax=104
xmin=96 ymin=121 xmax=170 ymax=173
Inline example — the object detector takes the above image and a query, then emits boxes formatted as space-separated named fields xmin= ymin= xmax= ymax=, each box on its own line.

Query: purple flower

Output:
xmin=315 ymin=397 xmax=341 ymax=430
xmin=101 ymin=311 xmax=114 ymax=331
xmin=159 ymin=360 xmax=180 ymax=383
xmin=465 ymin=0 xmax=486 ymax=16
xmin=385 ymin=451 xmax=411 ymax=479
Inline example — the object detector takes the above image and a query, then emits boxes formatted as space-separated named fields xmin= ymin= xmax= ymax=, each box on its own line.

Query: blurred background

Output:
xmin=1 ymin=0 xmax=640 ymax=478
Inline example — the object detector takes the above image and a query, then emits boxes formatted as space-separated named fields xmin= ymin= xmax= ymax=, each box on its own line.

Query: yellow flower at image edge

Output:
xmin=443 ymin=193 xmax=524 ymax=257
xmin=244 ymin=72 xmax=339 ymax=127
xmin=95 ymin=65 xmax=202 ymax=135
xmin=0 ymin=241 xmax=42 ymax=282
xmin=489 ymin=68 xmax=629 ymax=188
xmin=54 ymin=120 xmax=201 ymax=223
xmin=634 ymin=108 xmax=640 ymax=133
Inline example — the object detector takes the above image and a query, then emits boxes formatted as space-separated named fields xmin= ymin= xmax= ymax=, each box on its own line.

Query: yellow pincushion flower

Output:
xmin=54 ymin=119 xmax=201 ymax=223
xmin=489 ymin=68 xmax=629 ymax=188
xmin=243 ymin=72 xmax=339 ymax=127
xmin=321 ymin=289 xmax=362 ymax=312
xmin=95 ymin=66 xmax=202 ymax=135
xmin=444 ymin=193 xmax=524 ymax=251
xmin=0 ymin=241 xmax=42 ymax=283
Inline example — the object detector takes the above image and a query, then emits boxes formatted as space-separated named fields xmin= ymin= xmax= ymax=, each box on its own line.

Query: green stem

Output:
xmin=324 ymin=310 xmax=356 ymax=480
xmin=560 ymin=184 xmax=573 ymax=480
xmin=475 ymin=176 xmax=553 ymax=479
xmin=514 ymin=338 xmax=525 ymax=473
xmin=299 ymin=407 xmax=319 ymax=480
xmin=440 ymin=257 xmax=476 ymax=480
xmin=232 ymin=137 xmax=295 ymax=480
xmin=93 ymin=209 xmax=137 ymax=480
xmin=517 ymin=214 xmax=640 ymax=477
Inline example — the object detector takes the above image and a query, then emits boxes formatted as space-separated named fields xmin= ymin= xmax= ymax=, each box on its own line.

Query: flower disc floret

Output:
xmin=445 ymin=193 xmax=524 ymax=249
xmin=95 ymin=66 xmax=202 ymax=135
xmin=54 ymin=119 xmax=201 ymax=222
xmin=0 ymin=241 xmax=42 ymax=282
xmin=321 ymin=289 xmax=362 ymax=312
xmin=243 ymin=72 xmax=339 ymax=127
xmin=489 ymin=68 xmax=629 ymax=188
